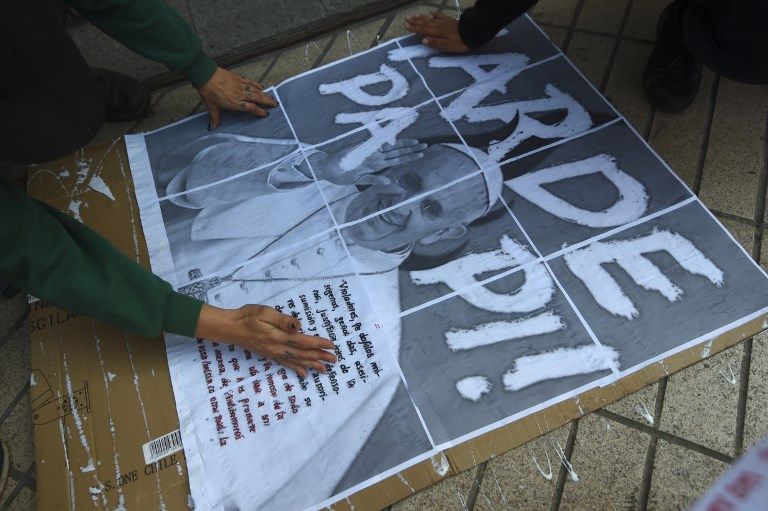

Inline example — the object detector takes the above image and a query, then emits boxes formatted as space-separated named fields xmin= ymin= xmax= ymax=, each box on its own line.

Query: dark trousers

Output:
xmin=675 ymin=0 xmax=768 ymax=84
xmin=0 ymin=1 xmax=103 ymax=164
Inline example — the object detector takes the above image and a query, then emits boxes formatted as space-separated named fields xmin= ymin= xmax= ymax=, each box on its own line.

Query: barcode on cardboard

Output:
xmin=142 ymin=429 xmax=183 ymax=464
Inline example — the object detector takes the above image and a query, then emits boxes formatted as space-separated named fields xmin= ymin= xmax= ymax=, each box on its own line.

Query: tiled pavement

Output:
xmin=2 ymin=0 xmax=768 ymax=509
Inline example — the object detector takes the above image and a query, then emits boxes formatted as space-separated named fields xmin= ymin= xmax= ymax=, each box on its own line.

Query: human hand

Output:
xmin=314 ymin=139 xmax=427 ymax=185
xmin=195 ymin=303 xmax=336 ymax=378
xmin=405 ymin=11 xmax=471 ymax=53
xmin=198 ymin=67 xmax=279 ymax=130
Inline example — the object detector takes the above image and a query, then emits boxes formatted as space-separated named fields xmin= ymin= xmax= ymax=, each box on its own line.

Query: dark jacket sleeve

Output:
xmin=458 ymin=0 xmax=539 ymax=48
xmin=66 ymin=0 xmax=217 ymax=87
xmin=0 ymin=177 xmax=203 ymax=337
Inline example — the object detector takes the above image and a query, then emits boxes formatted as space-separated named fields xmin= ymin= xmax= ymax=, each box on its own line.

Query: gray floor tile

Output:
xmin=565 ymin=32 xmax=613 ymax=86
xmin=474 ymin=427 xmax=567 ymax=511
xmin=5 ymin=486 xmax=34 ymax=511
xmin=0 ymin=295 xmax=25 ymax=341
xmin=661 ymin=345 xmax=743 ymax=457
xmin=698 ymin=79 xmax=768 ymax=219
xmin=744 ymin=332 xmax=768 ymax=451
xmin=604 ymin=41 xmax=654 ymax=132
xmin=559 ymin=415 xmax=647 ymax=510
xmin=604 ymin=383 xmax=658 ymax=425
xmin=577 ymin=0 xmax=630 ymax=35
xmin=0 ymin=477 xmax=19 ymax=509
xmin=0 ymin=320 xmax=30 ymax=415
xmin=649 ymin=69 xmax=717 ymax=188
xmin=260 ymin=37 xmax=334 ymax=89
xmin=648 ymin=440 xmax=728 ymax=510
xmin=539 ymin=25 xmax=567 ymax=48
xmin=624 ymin=0 xmax=667 ymax=42
xmin=317 ymin=18 xmax=388 ymax=66
xmin=0 ymin=394 xmax=34 ymax=473
xmin=530 ymin=0 xmax=579 ymax=27
xmin=189 ymin=0 xmax=328 ymax=56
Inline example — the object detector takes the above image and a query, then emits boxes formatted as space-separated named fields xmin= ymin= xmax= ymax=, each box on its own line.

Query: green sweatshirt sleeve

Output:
xmin=0 ymin=178 xmax=203 ymax=338
xmin=66 ymin=0 xmax=217 ymax=87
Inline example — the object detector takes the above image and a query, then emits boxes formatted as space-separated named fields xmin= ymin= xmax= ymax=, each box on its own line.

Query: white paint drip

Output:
xmin=701 ymin=340 xmax=714 ymax=358
xmin=551 ymin=440 xmax=579 ymax=483
xmin=719 ymin=364 xmax=737 ymax=385
xmin=62 ymin=352 xmax=95 ymax=473
xmin=507 ymin=154 xmax=648 ymax=228
xmin=95 ymin=323 xmax=126 ymax=509
xmin=115 ymin=151 xmax=141 ymax=262
xmin=487 ymin=463 xmax=510 ymax=508
xmin=81 ymin=461 xmax=95 ymax=473
xmin=456 ymin=376 xmax=493 ymax=401
xmin=89 ymin=486 xmax=102 ymax=495
xmin=126 ymin=336 xmax=166 ymax=510
xmin=58 ymin=419 xmax=76 ymax=510
xmin=446 ymin=312 xmax=564 ymax=352
xmin=396 ymin=472 xmax=415 ymax=493
xmin=635 ymin=403 xmax=654 ymax=425
xmin=431 ymin=452 xmax=450 ymax=477
xmin=528 ymin=446 xmax=553 ymax=480
xmin=30 ymin=372 xmax=37 ymax=386
xmin=88 ymin=174 xmax=116 ymax=201
xmin=575 ymin=396 xmax=586 ymax=416
xmin=563 ymin=229 xmax=724 ymax=319
xmin=503 ymin=344 xmax=619 ymax=391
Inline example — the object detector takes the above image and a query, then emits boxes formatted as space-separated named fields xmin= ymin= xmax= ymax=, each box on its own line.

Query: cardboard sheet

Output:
xmin=29 ymin=15 xmax=768 ymax=511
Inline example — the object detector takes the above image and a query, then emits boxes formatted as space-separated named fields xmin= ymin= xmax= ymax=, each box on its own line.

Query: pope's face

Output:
xmin=344 ymin=145 xmax=488 ymax=252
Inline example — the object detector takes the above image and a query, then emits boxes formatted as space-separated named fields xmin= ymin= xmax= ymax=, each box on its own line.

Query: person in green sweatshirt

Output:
xmin=0 ymin=0 xmax=338 ymax=383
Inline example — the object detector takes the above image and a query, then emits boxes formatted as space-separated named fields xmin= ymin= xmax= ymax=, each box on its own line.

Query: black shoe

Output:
xmin=92 ymin=68 xmax=151 ymax=122
xmin=642 ymin=4 xmax=703 ymax=113
xmin=0 ymin=442 xmax=9 ymax=496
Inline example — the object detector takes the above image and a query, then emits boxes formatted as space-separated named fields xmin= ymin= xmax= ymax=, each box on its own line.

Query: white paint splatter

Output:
xmin=456 ymin=376 xmax=493 ymax=401
xmin=62 ymin=352 xmax=95 ymax=473
xmin=30 ymin=372 xmax=37 ymax=386
xmin=635 ymin=403 xmax=654 ymax=425
xmin=552 ymin=440 xmax=579 ymax=483
xmin=67 ymin=199 xmax=83 ymax=220
xmin=564 ymin=229 xmax=724 ymax=319
xmin=81 ymin=461 xmax=95 ymax=473
xmin=88 ymin=175 xmax=116 ymax=201
xmin=107 ymin=371 xmax=116 ymax=382
xmin=58 ymin=420 xmax=76 ymax=510
xmin=430 ymin=452 xmax=450 ymax=477
xmin=701 ymin=340 xmax=714 ymax=358
xmin=719 ymin=364 xmax=737 ymax=385
xmin=529 ymin=446 xmax=553 ymax=480
xmin=503 ymin=345 xmax=619 ymax=391
xmin=396 ymin=472 xmax=415 ymax=493
xmin=89 ymin=486 xmax=102 ymax=495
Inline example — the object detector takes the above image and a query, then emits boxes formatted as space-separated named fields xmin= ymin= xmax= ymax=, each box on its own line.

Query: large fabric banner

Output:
xmin=126 ymin=16 xmax=768 ymax=510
